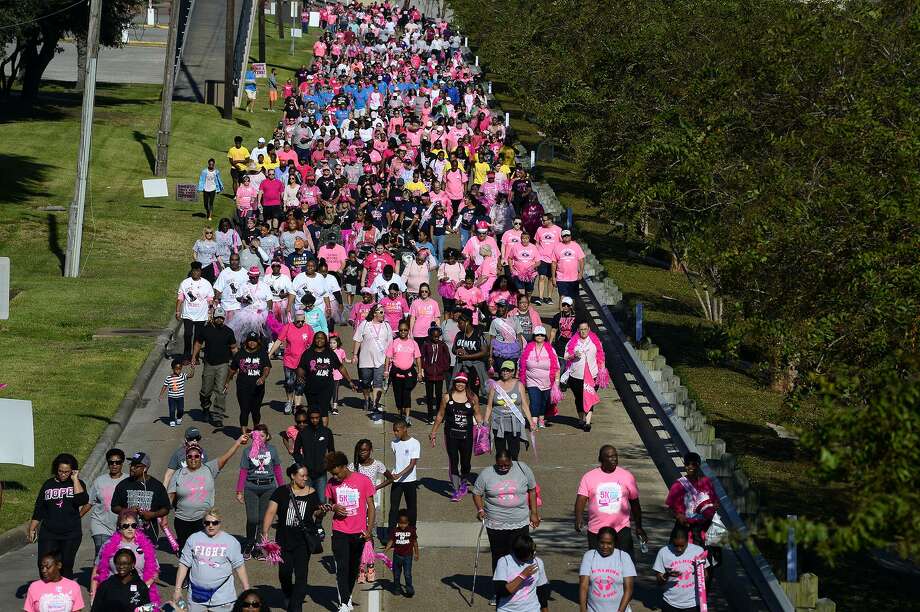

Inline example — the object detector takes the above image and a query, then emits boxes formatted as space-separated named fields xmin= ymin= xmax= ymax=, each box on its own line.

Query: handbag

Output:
xmin=473 ymin=423 xmax=491 ymax=456
xmin=289 ymin=486 xmax=323 ymax=554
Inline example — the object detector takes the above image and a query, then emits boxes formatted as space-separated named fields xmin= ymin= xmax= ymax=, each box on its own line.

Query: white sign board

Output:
xmin=308 ymin=11 xmax=320 ymax=27
xmin=291 ymin=28 xmax=302 ymax=38
xmin=265 ymin=1 xmax=276 ymax=14
xmin=290 ymin=1 xmax=298 ymax=18
xmin=0 ymin=257 xmax=7 ymax=320
xmin=142 ymin=178 xmax=169 ymax=198
xmin=252 ymin=62 xmax=267 ymax=78
xmin=0 ymin=399 xmax=34 ymax=466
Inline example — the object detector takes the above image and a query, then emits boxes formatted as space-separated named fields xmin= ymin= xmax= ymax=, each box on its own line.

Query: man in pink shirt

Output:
xmin=508 ymin=230 xmax=540 ymax=294
xmin=534 ymin=213 xmax=562 ymax=305
xmin=318 ymin=238 xmax=347 ymax=272
xmin=259 ymin=168 xmax=285 ymax=227
xmin=551 ymin=229 xmax=585 ymax=307
xmin=575 ymin=445 xmax=647 ymax=559
xmin=443 ymin=159 xmax=467 ymax=205
xmin=268 ymin=310 xmax=314 ymax=413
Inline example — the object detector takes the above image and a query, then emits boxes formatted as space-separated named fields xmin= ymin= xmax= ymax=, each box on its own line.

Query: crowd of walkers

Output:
xmin=23 ymin=2 xmax=720 ymax=612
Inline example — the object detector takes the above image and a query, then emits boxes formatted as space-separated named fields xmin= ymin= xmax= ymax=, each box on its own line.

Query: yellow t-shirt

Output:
xmin=406 ymin=180 xmax=428 ymax=194
xmin=473 ymin=161 xmax=490 ymax=185
xmin=262 ymin=158 xmax=281 ymax=171
xmin=227 ymin=146 xmax=251 ymax=171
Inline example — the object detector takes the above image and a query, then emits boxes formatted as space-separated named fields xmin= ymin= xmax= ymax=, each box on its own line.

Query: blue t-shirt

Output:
xmin=245 ymin=70 xmax=256 ymax=92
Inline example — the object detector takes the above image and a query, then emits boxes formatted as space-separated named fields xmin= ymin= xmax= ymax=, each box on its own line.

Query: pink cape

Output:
xmin=565 ymin=332 xmax=606 ymax=413
xmin=94 ymin=531 xmax=161 ymax=604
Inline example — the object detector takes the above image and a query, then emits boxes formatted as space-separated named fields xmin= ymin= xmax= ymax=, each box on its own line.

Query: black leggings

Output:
xmin=331 ymin=531 xmax=365 ymax=605
xmin=37 ymin=530 xmax=81 ymax=578
xmin=182 ymin=319 xmax=206 ymax=358
xmin=237 ymin=383 xmax=265 ymax=427
xmin=203 ymin=190 xmax=216 ymax=218
xmin=445 ymin=434 xmax=473 ymax=480
xmin=493 ymin=432 xmax=522 ymax=461
xmin=175 ymin=516 xmax=201 ymax=550
xmin=569 ymin=376 xmax=586 ymax=415
xmin=280 ymin=543 xmax=311 ymax=612
xmin=486 ymin=526 xmax=529 ymax=573
xmin=388 ymin=481 xmax=418 ymax=530
xmin=425 ymin=379 xmax=444 ymax=420
xmin=390 ymin=367 xmax=417 ymax=411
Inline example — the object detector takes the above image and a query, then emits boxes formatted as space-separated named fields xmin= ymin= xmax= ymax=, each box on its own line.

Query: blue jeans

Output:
xmin=433 ymin=234 xmax=446 ymax=262
xmin=527 ymin=386 xmax=550 ymax=418
xmin=311 ymin=474 xmax=328 ymax=504
xmin=459 ymin=227 xmax=471 ymax=250
xmin=167 ymin=397 xmax=185 ymax=421
xmin=393 ymin=554 xmax=414 ymax=593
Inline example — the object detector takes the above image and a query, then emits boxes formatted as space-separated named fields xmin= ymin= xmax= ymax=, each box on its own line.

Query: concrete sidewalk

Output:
xmin=0 ymin=286 xmax=728 ymax=611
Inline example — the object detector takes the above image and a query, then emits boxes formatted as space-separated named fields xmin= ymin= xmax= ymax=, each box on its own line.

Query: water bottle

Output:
xmin=639 ymin=538 xmax=649 ymax=555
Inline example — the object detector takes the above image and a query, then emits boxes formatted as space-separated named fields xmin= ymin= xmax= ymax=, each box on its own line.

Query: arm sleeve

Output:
xmin=110 ymin=482 xmax=126 ymax=512
xmin=237 ymin=469 xmax=248 ymax=493
xmin=652 ymin=548 xmax=666 ymax=574
xmin=273 ymin=464 xmax=285 ymax=487
xmin=579 ymin=551 xmax=592 ymax=577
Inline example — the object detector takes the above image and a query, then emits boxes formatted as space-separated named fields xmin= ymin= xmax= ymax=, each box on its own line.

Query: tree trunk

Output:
xmin=277 ymin=1 xmax=284 ymax=39
xmin=75 ymin=34 xmax=87 ymax=92
xmin=669 ymin=250 xmax=684 ymax=273
xmin=257 ymin=1 xmax=266 ymax=63
xmin=21 ymin=35 xmax=60 ymax=100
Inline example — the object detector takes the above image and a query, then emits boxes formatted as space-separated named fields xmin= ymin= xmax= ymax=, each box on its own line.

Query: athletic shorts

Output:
xmin=359 ymin=366 xmax=385 ymax=389
xmin=538 ymin=261 xmax=552 ymax=277
xmin=245 ymin=89 xmax=256 ymax=100
xmin=556 ymin=280 xmax=580 ymax=299
xmin=269 ymin=89 xmax=278 ymax=101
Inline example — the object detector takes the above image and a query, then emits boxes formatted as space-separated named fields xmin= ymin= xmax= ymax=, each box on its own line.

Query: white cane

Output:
xmin=470 ymin=518 xmax=486 ymax=606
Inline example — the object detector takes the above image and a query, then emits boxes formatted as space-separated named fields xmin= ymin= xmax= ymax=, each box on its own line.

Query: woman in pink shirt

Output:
xmin=235 ymin=174 xmax=259 ymax=222
xmin=509 ymin=231 xmax=540 ymax=295
xmin=408 ymin=283 xmax=441 ymax=344
xmin=380 ymin=284 xmax=409 ymax=332
xmin=401 ymin=249 xmax=434 ymax=299
xmin=384 ymin=321 xmax=422 ymax=422
xmin=443 ymin=159 xmax=467 ymax=205
xmin=518 ymin=326 xmax=560 ymax=429
xmin=454 ymin=272 xmax=484 ymax=325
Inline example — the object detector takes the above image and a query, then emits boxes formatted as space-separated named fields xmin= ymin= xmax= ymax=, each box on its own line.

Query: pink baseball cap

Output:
xmin=248 ymin=266 xmax=260 ymax=276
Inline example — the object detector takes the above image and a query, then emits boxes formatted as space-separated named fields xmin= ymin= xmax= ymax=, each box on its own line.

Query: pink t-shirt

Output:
xmin=438 ymin=261 xmax=465 ymax=285
xmin=409 ymin=297 xmax=440 ymax=338
xmin=402 ymin=259 xmax=433 ymax=293
xmin=24 ymin=577 xmax=84 ymax=612
xmin=364 ymin=252 xmax=395 ymax=286
xmin=326 ymin=471 xmax=375 ymax=534
xmin=454 ymin=285 xmax=484 ymax=324
xmin=524 ymin=343 xmax=554 ymax=390
xmin=236 ymin=185 xmax=259 ymax=214
xmin=380 ymin=295 xmax=409 ymax=330
xmin=332 ymin=347 xmax=347 ymax=381
xmin=443 ymin=168 xmax=467 ymax=200
xmin=553 ymin=242 xmax=585 ymax=281
xmin=509 ymin=243 xmax=540 ymax=278
xmin=535 ymin=225 xmax=562 ymax=262
xmin=386 ymin=337 xmax=421 ymax=370
xmin=278 ymin=322 xmax=314 ymax=369
xmin=260 ymin=178 xmax=284 ymax=207
xmin=577 ymin=467 xmax=639 ymax=533
xmin=501 ymin=229 xmax=522 ymax=258
xmin=318 ymin=244 xmax=347 ymax=271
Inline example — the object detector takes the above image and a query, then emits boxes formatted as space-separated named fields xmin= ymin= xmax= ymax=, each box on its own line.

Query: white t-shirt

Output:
xmin=239 ymin=280 xmax=272 ymax=311
xmin=178 ymin=277 xmax=214 ymax=321
xmin=213 ymin=267 xmax=249 ymax=311
xmin=493 ymin=554 xmax=548 ymax=612
xmin=354 ymin=320 xmax=392 ymax=368
xmin=370 ymin=273 xmax=407 ymax=300
xmin=265 ymin=273 xmax=294 ymax=303
xmin=579 ymin=549 xmax=637 ymax=612
xmin=292 ymin=272 xmax=331 ymax=301
xmin=391 ymin=437 xmax=420 ymax=483
xmin=652 ymin=543 xmax=708 ymax=609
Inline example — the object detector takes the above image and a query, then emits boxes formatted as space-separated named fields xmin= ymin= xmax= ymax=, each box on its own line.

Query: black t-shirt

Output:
xmin=269 ymin=486 xmax=320 ymax=549
xmin=454 ymin=331 xmax=485 ymax=360
xmin=198 ymin=323 xmax=237 ymax=365
xmin=445 ymin=397 xmax=475 ymax=439
xmin=298 ymin=347 xmax=342 ymax=393
xmin=90 ymin=572 xmax=150 ymax=612
xmin=317 ymin=176 xmax=337 ymax=199
xmin=111 ymin=477 xmax=170 ymax=524
xmin=230 ymin=348 xmax=271 ymax=388
xmin=32 ymin=477 xmax=89 ymax=536
xmin=550 ymin=312 xmax=583 ymax=354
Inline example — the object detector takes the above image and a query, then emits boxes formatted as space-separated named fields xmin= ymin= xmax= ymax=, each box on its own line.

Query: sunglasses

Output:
xmin=203 ymin=520 xmax=221 ymax=526
xmin=119 ymin=523 xmax=138 ymax=530
xmin=241 ymin=601 xmax=262 ymax=609
xmin=107 ymin=459 xmax=124 ymax=465
xmin=186 ymin=454 xmax=202 ymax=459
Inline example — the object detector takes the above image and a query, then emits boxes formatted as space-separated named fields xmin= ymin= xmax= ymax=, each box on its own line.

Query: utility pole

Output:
xmin=277 ymin=1 xmax=284 ymax=39
xmin=155 ymin=1 xmax=183 ymax=176
xmin=223 ymin=0 xmax=235 ymax=119
xmin=64 ymin=0 xmax=102 ymax=278
xmin=257 ymin=0 xmax=266 ymax=63
xmin=289 ymin=1 xmax=296 ymax=55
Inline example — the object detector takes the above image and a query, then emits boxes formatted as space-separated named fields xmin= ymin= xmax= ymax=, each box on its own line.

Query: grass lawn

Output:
xmin=489 ymin=85 xmax=917 ymax=611
xmin=0 ymin=18 xmax=317 ymax=535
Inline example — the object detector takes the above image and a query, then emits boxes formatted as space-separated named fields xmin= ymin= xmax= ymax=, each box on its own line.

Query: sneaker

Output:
xmin=284 ymin=401 xmax=293 ymax=415
xmin=169 ymin=420 xmax=176 ymax=427
xmin=450 ymin=480 xmax=469 ymax=502
xmin=337 ymin=604 xmax=350 ymax=612
xmin=405 ymin=587 xmax=415 ymax=598
xmin=489 ymin=596 xmax=497 ymax=606
xmin=176 ymin=417 xmax=183 ymax=425
xmin=538 ymin=419 xmax=546 ymax=428
xmin=213 ymin=419 xmax=224 ymax=428
xmin=332 ymin=405 xmax=340 ymax=415
xmin=371 ymin=411 xmax=382 ymax=422
xmin=242 ymin=543 xmax=253 ymax=560
xmin=347 ymin=597 xmax=355 ymax=610
xmin=532 ymin=297 xmax=542 ymax=306
xmin=405 ymin=416 xmax=412 ymax=426
xmin=584 ymin=423 xmax=592 ymax=432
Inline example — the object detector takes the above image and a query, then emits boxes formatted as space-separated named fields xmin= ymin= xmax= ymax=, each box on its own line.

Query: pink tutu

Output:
xmin=227 ymin=307 xmax=270 ymax=344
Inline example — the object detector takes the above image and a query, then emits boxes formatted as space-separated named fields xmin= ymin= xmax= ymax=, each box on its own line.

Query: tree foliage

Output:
xmin=451 ymin=0 xmax=920 ymax=558
xmin=0 ymin=0 xmax=143 ymax=98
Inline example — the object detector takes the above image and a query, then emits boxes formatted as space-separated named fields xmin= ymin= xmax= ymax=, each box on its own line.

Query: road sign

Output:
xmin=291 ymin=28 xmax=303 ymax=38
xmin=308 ymin=11 xmax=320 ymax=27
xmin=0 ymin=399 xmax=34 ymax=466
xmin=142 ymin=178 xmax=169 ymax=198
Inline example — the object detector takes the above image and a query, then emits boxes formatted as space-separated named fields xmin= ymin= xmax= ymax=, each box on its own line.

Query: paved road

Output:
xmin=0 ymin=244 xmax=728 ymax=610
xmin=175 ymin=0 xmax=245 ymax=102
xmin=42 ymin=37 xmax=167 ymax=85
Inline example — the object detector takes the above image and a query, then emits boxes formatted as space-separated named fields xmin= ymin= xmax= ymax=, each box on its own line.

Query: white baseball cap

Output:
xmin=561 ymin=297 xmax=574 ymax=306
xmin=533 ymin=326 xmax=547 ymax=336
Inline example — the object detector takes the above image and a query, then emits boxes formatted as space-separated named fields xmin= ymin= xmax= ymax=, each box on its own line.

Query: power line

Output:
xmin=0 ymin=0 xmax=87 ymax=31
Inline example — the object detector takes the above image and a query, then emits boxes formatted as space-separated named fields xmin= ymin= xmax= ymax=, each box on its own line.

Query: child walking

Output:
xmin=160 ymin=358 xmax=193 ymax=427
xmin=329 ymin=333 xmax=351 ymax=415
xmin=384 ymin=509 xmax=419 ymax=597
xmin=420 ymin=324 xmax=451 ymax=424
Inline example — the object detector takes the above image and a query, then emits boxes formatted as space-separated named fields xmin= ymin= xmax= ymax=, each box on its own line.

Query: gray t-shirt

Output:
xmin=167 ymin=445 xmax=210 ymax=471
xmin=472 ymin=462 xmax=536 ymax=530
xmin=579 ymin=549 xmax=637 ymax=612
xmin=488 ymin=316 xmax=523 ymax=343
xmin=239 ymin=444 xmax=281 ymax=483
xmin=652 ymin=542 xmax=708 ymax=609
xmin=87 ymin=473 xmax=128 ymax=536
xmin=167 ymin=460 xmax=220 ymax=521
xmin=493 ymin=554 xmax=548 ymax=612
xmin=180 ymin=530 xmax=244 ymax=606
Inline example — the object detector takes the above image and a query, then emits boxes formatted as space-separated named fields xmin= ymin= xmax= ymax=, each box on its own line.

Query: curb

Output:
xmin=0 ymin=319 xmax=180 ymax=557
